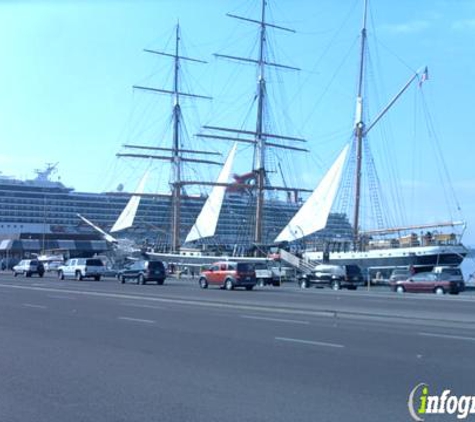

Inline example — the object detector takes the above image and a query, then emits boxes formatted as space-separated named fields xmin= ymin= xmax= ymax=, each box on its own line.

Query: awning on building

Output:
xmin=0 ymin=239 xmax=109 ymax=253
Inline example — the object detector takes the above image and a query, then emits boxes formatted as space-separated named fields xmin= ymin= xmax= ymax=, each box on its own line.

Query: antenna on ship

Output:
xmin=35 ymin=162 xmax=59 ymax=181
xmin=117 ymin=23 xmax=221 ymax=253
xmin=198 ymin=0 xmax=310 ymax=252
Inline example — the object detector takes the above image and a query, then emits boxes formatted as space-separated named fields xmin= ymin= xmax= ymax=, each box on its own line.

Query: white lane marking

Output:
xmin=419 ymin=332 xmax=475 ymax=342
xmin=275 ymin=337 xmax=344 ymax=349
xmin=23 ymin=303 xmax=47 ymax=309
xmin=2 ymin=284 xmax=474 ymax=326
xmin=32 ymin=283 xmax=45 ymax=287
xmin=121 ymin=303 xmax=167 ymax=310
xmin=117 ymin=317 xmax=155 ymax=324
xmin=241 ymin=315 xmax=309 ymax=325
xmin=47 ymin=295 xmax=76 ymax=300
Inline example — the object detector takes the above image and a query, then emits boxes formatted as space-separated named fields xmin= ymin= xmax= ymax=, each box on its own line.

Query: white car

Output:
xmin=12 ymin=259 xmax=45 ymax=278
xmin=57 ymin=258 xmax=105 ymax=281
xmin=42 ymin=260 xmax=64 ymax=272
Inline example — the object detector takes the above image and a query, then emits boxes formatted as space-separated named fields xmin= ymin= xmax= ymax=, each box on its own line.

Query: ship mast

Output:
xmin=352 ymin=0 xmax=428 ymax=247
xmin=171 ymin=24 xmax=182 ymax=254
xmin=117 ymin=23 xmax=219 ymax=253
xmin=199 ymin=0 xmax=310 ymax=250
xmin=254 ymin=0 xmax=267 ymax=245
xmin=352 ymin=0 xmax=368 ymax=247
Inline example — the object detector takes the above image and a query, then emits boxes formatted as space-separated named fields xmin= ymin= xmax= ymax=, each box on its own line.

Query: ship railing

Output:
xmin=366 ymin=237 xmax=461 ymax=250
xmin=277 ymin=249 xmax=314 ymax=274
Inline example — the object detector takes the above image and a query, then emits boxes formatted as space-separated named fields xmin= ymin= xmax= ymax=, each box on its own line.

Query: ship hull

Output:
xmin=303 ymin=244 xmax=467 ymax=279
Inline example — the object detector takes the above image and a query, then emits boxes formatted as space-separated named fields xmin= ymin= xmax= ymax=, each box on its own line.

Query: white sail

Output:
xmin=274 ymin=144 xmax=349 ymax=242
xmin=110 ymin=170 xmax=149 ymax=233
xmin=77 ymin=213 xmax=118 ymax=244
xmin=185 ymin=143 xmax=238 ymax=243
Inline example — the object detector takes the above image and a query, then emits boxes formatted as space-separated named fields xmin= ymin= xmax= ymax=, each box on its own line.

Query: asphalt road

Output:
xmin=0 ymin=273 xmax=474 ymax=422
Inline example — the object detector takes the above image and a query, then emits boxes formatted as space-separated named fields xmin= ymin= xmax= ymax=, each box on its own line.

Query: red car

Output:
xmin=390 ymin=272 xmax=465 ymax=295
xmin=199 ymin=261 xmax=256 ymax=291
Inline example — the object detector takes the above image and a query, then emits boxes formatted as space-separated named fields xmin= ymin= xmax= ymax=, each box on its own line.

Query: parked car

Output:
xmin=57 ymin=258 xmax=105 ymax=281
xmin=117 ymin=260 xmax=166 ymax=285
xmin=431 ymin=266 xmax=464 ymax=282
xmin=198 ymin=261 xmax=256 ymax=290
xmin=254 ymin=263 xmax=281 ymax=286
xmin=42 ymin=260 xmax=64 ymax=272
xmin=389 ymin=268 xmax=413 ymax=283
xmin=390 ymin=272 xmax=465 ymax=295
xmin=298 ymin=264 xmax=364 ymax=290
xmin=12 ymin=259 xmax=45 ymax=278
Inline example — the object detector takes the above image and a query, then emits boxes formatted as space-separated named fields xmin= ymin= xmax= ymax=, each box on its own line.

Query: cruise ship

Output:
xmin=0 ymin=164 xmax=466 ymax=278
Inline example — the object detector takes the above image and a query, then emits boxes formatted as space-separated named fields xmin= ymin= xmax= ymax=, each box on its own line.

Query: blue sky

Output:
xmin=0 ymin=0 xmax=474 ymax=244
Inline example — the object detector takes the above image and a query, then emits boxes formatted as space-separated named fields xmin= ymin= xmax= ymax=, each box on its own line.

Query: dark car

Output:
xmin=117 ymin=260 xmax=166 ymax=285
xmin=198 ymin=261 xmax=256 ymax=290
xmin=298 ymin=264 xmax=364 ymax=290
xmin=390 ymin=272 xmax=465 ymax=295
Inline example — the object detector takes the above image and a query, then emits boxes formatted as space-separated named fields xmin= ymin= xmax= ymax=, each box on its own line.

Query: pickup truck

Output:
xmin=255 ymin=264 xmax=292 ymax=286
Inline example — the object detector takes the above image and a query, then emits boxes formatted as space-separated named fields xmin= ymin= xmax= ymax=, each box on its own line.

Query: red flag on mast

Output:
xmin=419 ymin=66 xmax=429 ymax=87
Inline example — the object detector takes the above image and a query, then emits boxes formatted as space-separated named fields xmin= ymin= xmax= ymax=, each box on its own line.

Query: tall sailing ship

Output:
xmin=167 ymin=0 xmax=467 ymax=275
xmin=273 ymin=0 xmax=467 ymax=276
xmin=115 ymin=3 xmax=355 ymax=258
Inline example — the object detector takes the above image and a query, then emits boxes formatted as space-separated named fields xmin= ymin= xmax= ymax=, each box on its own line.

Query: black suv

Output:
xmin=298 ymin=264 xmax=365 ymax=290
xmin=117 ymin=260 xmax=166 ymax=285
